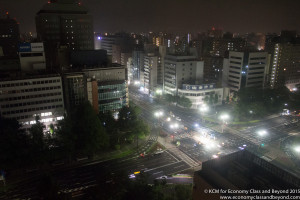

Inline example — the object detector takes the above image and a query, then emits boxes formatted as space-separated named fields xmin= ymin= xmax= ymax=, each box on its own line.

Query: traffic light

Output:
xmin=261 ymin=143 xmax=264 ymax=147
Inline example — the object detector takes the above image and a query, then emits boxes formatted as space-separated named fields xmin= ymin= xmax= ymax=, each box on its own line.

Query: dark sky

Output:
xmin=0 ymin=0 xmax=300 ymax=34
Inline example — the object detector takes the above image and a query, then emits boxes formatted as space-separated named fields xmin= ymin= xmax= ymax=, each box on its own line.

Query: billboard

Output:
xmin=18 ymin=43 xmax=31 ymax=52
xmin=182 ymin=84 xmax=215 ymax=91
xmin=18 ymin=43 xmax=44 ymax=52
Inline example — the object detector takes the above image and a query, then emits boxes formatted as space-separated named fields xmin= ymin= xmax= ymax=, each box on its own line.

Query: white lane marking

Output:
xmin=165 ymin=150 xmax=180 ymax=162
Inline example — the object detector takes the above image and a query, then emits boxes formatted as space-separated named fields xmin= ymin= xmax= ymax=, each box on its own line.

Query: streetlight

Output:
xmin=199 ymin=104 xmax=209 ymax=123
xmin=219 ymin=113 xmax=230 ymax=133
xmin=257 ymin=130 xmax=267 ymax=137
xmin=294 ymin=146 xmax=300 ymax=153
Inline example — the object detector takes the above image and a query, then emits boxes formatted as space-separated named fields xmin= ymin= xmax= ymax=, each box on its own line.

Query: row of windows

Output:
xmin=229 ymin=70 xmax=240 ymax=75
xmin=98 ymin=92 xmax=126 ymax=101
xmin=1 ymin=86 xmax=61 ymax=95
xmin=248 ymin=72 xmax=263 ymax=75
xmin=229 ymin=75 xmax=240 ymax=79
xmin=20 ymin=53 xmax=43 ymax=57
xmin=249 ymin=62 xmax=265 ymax=65
xmin=0 ymin=79 xmax=60 ymax=88
xmin=249 ymin=66 xmax=265 ymax=70
xmin=230 ymin=66 xmax=241 ymax=70
xmin=230 ymin=61 xmax=241 ymax=64
xmin=250 ymin=57 xmax=266 ymax=60
xmin=248 ymin=76 xmax=263 ymax=80
xmin=0 ymin=92 xmax=62 ymax=102
xmin=1 ymin=98 xmax=62 ymax=109
xmin=230 ymin=56 xmax=242 ymax=60
xmin=2 ymin=104 xmax=63 ymax=115
xmin=229 ymin=80 xmax=239 ymax=84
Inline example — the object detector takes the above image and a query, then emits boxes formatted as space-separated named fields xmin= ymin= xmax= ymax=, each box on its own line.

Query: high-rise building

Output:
xmin=223 ymin=51 xmax=268 ymax=92
xmin=132 ymin=50 xmax=144 ymax=81
xmin=143 ymin=53 xmax=158 ymax=95
xmin=0 ymin=12 xmax=20 ymax=57
xmin=84 ymin=66 xmax=128 ymax=113
xmin=203 ymin=56 xmax=223 ymax=86
xmin=163 ymin=54 xmax=204 ymax=96
xmin=35 ymin=0 xmax=94 ymax=68
xmin=270 ymin=43 xmax=300 ymax=90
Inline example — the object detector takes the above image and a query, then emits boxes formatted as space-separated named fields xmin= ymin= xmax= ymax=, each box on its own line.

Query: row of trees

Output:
xmin=164 ymin=94 xmax=192 ymax=108
xmin=232 ymin=86 xmax=300 ymax=121
xmin=0 ymin=101 xmax=150 ymax=169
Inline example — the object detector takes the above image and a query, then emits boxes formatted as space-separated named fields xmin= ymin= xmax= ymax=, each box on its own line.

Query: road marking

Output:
xmin=165 ymin=150 xmax=180 ymax=162
xmin=144 ymin=161 xmax=182 ymax=172
xmin=152 ymin=171 xmax=163 ymax=175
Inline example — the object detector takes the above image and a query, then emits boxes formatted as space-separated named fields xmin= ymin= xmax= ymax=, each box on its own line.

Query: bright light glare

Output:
xmin=166 ymin=117 xmax=171 ymax=121
xmin=154 ymin=111 xmax=164 ymax=118
xmin=200 ymin=104 xmax=209 ymax=113
xmin=170 ymin=123 xmax=178 ymax=129
xmin=294 ymin=146 xmax=300 ymax=153
xmin=194 ymin=123 xmax=199 ymax=128
xmin=212 ymin=155 xmax=218 ymax=159
xmin=257 ymin=130 xmax=267 ymax=136
xmin=219 ymin=114 xmax=230 ymax=121
xmin=134 ymin=81 xmax=140 ymax=85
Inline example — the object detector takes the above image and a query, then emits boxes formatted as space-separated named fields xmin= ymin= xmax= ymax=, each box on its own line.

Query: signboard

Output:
xmin=31 ymin=43 xmax=44 ymax=52
xmin=182 ymin=84 xmax=215 ymax=91
xmin=18 ymin=43 xmax=31 ymax=52
xmin=18 ymin=43 xmax=44 ymax=52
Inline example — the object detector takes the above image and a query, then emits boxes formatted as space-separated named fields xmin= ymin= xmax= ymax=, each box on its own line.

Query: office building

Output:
xmin=143 ymin=53 xmax=158 ymax=95
xmin=132 ymin=50 xmax=144 ymax=81
xmin=0 ymin=12 xmax=20 ymax=57
xmin=0 ymin=73 xmax=64 ymax=130
xmin=163 ymin=54 xmax=204 ymax=96
xmin=18 ymin=42 xmax=46 ymax=71
xmin=35 ymin=0 xmax=94 ymax=68
xmin=178 ymin=83 xmax=224 ymax=109
xmin=83 ymin=65 xmax=128 ymax=113
xmin=223 ymin=51 xmax=268 ymax=92
xmin=270 ymin=43 xmax=300 ymax=90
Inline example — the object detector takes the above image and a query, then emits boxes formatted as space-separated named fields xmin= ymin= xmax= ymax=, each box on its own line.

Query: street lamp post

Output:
xmin=219 ymin=114 xmax=229 ymax=133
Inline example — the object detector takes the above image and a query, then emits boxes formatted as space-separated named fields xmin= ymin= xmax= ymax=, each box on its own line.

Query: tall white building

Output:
xmin=0 ymin=74 xmax=64 ymax=130
xmin=223 ymin=51 xmax=268 ymax=92
xmin=163 ymin=54 xmax=204 ymax=96
xmin=143 ymin=53 xmax=158 ymax=95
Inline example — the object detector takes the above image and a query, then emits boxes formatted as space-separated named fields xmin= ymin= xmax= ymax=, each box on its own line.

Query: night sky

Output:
xmin=0 ymin=0 xmax=300 ymax=34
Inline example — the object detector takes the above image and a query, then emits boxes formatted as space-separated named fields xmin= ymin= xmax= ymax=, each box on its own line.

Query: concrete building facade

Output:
xmin=163 ymin=54 xmax=204 ymax=96
xmin=0 ymin=74 xmax=64 ymax=130
xmin=223 ymin=51 xmax=268 ymax=92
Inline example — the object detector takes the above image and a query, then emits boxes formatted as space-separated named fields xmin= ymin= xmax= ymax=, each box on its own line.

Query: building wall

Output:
xmin=270 ymin=43 xmax=300 ymax=89
xmin=0 ymin=75 xmax=64 ymax=130
xmin=144 ymin=54 xmax=158 ymax=95
xmin=178 ymin=86 xmax=224 ymax=109
xmin=224 ymin=51 xmax=267 ymax=92
xmin=164 ymin=55 xmax=204 ymax=96
xmin=19 ymin=42 xmax=46 ymax=71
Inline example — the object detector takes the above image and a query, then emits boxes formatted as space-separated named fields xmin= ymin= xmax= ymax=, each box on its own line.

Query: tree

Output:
xmin=214 ymin=94 xmax=219 ymax=105
xmin=0 ymin=117 xmax=30 ymax=168
xmin=177 ymin=96 xmax=192 ymax=108
xmin=28 ymin=115 xmax=47 ymax=164
xmin=57 ymin=101 xmax=109 ymax=158
xmin=204 ymin=96 xmax=209 ymax=104
xmin=71 ymin=101 xmax=109 ymax=156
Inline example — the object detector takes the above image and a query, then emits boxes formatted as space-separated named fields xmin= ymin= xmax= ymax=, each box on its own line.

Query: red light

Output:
xmin=212 ymin=27 xmax=215 ymax=31
xmin=6 ymin=12 xmax=8 ymax=15
xmin=78 ymin=2 xmax=81 ymax=5
xmin=48 ymin=1 xmax=51 ymax=3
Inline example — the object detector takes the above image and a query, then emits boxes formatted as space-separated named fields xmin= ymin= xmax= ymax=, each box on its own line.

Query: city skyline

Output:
xmin=0 ymin=0 xmax=300 ymax=34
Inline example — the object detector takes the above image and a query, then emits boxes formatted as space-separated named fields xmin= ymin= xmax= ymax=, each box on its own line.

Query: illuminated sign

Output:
xmin=182 ymin=84 xmax=215 ymax=90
